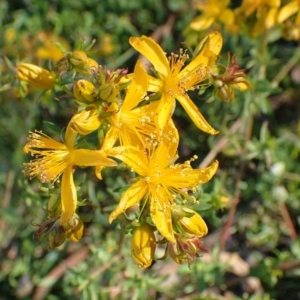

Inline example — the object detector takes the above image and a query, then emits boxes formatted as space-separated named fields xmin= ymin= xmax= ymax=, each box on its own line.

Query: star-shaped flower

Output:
xmin=129 ymin=32 xmax=223 ymax=134
xmin=23 ymin=121 xmax=116 ymax=228
xmin=107 ymin=125 xmax=218 ymax=243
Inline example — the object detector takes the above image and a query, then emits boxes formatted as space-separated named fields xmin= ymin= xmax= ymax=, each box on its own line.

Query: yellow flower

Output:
xmin=36 ymin=31 xmax=69 ymax=61
xmin=129 ymin=32 xmax=222 ymax=134
xmin=100 ymin=60 xmax=156 ymax=148
xmin=99 ymin=34 xmax=115 ymax=55
xmin=16 ymin=63 xmax=55 ymax=90
xmin=131 ymin=224 xmax=156 ymax=268
xmin=107 ymin=127 xmax=218 ymax=244
xmin=95 ymin=60 xmax=160 ymax=179
xmin=23 ymin=124 xmax=117 ymax=227
xmin=279 ymin=1 xmax=299 ymax=22
xmin=190 ymin=0 xmax=235 ymax=31
xmin=278 ymin=0 xmax=300 ymax=34
xmin=237 ymin=0 xmax=281 ymax=36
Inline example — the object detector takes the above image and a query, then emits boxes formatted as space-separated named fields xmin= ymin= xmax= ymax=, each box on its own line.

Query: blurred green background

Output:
xmin=1 ymin=0 xmax=300 ymax=299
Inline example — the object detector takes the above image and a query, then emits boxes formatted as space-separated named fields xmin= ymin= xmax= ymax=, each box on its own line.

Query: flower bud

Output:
xmin=68 ymin=107 xmax=102 ymax=135
xmin=86 ymin=57 xmax=98 ymax=70
xmin=69 ymin=50 xmax=88 ymax=67
xmin=66 ymin=216 xmax=84 ymax=242
xmin=174 ymin=207 xmax=208 ymax=238
xmin=73 ymin=79 xmax=96 ymax=103
xmin=16 ymin=63 xmax=55 ymax=89
xmin=215 ymin=81 xmax=235 ymax=103
xmin=168 ymin=242 xmax=186 ymax=264
xmin=212 ymin=55 xmax=249 ymax=103
xmin=98 ymin=83 xmax=119 ymax=102
xmin=49 ymin=225 xmax=67 ymax=248
xmin=131 ymin=224 xmax=156 ymax=268
xmin=69 ymin=51 xmax=98 ymax=74
xmin=47 ymin=194 xmax=61 ymax=218
xmin=167 ymin=235 xmax=208 ymax=267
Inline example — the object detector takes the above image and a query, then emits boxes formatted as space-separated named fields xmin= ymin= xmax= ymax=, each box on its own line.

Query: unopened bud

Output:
xmin=16 ymin=63 xmax=55 ymax=89
xmin=73 ymin=79 xmax=96 ymax=103
xmin=69 ymin=50 xmax=88 ymax=67
xmin=98 ymin=83 xmax=119 ymax=102
xmin=47 ymin=194 xmax=61 ymax=218
xmin=131 ymin=224 xmax=156 ymax=268
xmin=86 ymin=57 xmax=98 ymax=70
xmin=215 ymin=81 xmax=235 ymax=103
xmin=69 ymin=51 xmax=98 ymax=74
xmin=66 ymin=216 xmax=84 ymax=242
xmin=49 ymin=223 xmax=67 ymax=248
xmin=174 ymin=207 xmax=208 ymax=237
xmin=68 ymin=107 xmax=102 ymax=135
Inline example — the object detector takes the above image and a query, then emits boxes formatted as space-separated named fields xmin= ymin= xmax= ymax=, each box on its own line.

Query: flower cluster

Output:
xmin=188 ymin=0 xmax=300 ymax=41
xmin=20 ymin=32 xmax=228 ymax=267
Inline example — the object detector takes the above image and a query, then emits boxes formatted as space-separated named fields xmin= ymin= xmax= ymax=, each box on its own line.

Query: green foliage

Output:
xmin=1 ymin=0 xmax=300 ymax=299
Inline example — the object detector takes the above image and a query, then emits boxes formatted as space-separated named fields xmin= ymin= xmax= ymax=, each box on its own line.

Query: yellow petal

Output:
xmin=118 ymin=128 xmax=146 ymax=149
xmin=106 ymin=146 xmax=148 ymax=176
xmin=269 ymin=0 xmax=280 ymax=7
xmin=60 ymin=166 xmax=77 ymax=226
xmin=185 ymin=32 xmax=222 ymax=77
xmin=129 ymin=36 xmax=170 ymax=79
xmin=101 ymin=126 xmax=119 ymax=150
xmin=265 ymin=7 xmax=278 ymax=29
xmin=150 ymin=187 xmax=175 ymax=243
xmin=198 ymin=160 xmax=219 ymax=183
xmin=189 ymin=16 xmax=215 ymax=31
xmin=218 ymin=9 xmax=235 ymax=25
xmin=72 ymin=149 xmax=117 ymax=167
xmin=123 ymin=60 xmax=149 ymax=111
xmin=95 ymin=127 xmax=120 ymax=180
xmin=176 ymin=94 xmax=218 ymax=135
xmin=161 ymin=119 xmax=179 ymax=160
xmin=151 ymin=124 xmax=179 ymax=169
xmin=156 ymin=93 xmax=175 ymax=130
xmin=109 ymin=181 xmax=147 ymax=223
xmin=296 ymin=11 xmax=300 ymax=24
xmin=148 ymin=75 xmax=163 ymax=93
xmin=199 ymin=31 xmax=223 ymax=56
xmin=278 ymin=1 xmax=299 ymax=23
xmin=65 ymin=122 xmax=78 ymax=149
xmin=161 ymin=160 xmax=218 ymax=189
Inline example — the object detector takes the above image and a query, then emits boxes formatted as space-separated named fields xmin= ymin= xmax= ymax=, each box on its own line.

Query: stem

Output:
xmin=198 ymin=118 xmax=242 ymax=169
xmin=271 ymin=49 xmax=300 ymax=88
xmin=33 ymin=246 xmax=89 ymax=300
xmin=78 ymin=233 xmax=125 ymax=291
xmin=279 ymin=201 xmax=297 ymax=240
xmin=219 ymin=116 xmax=254 ymax=252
